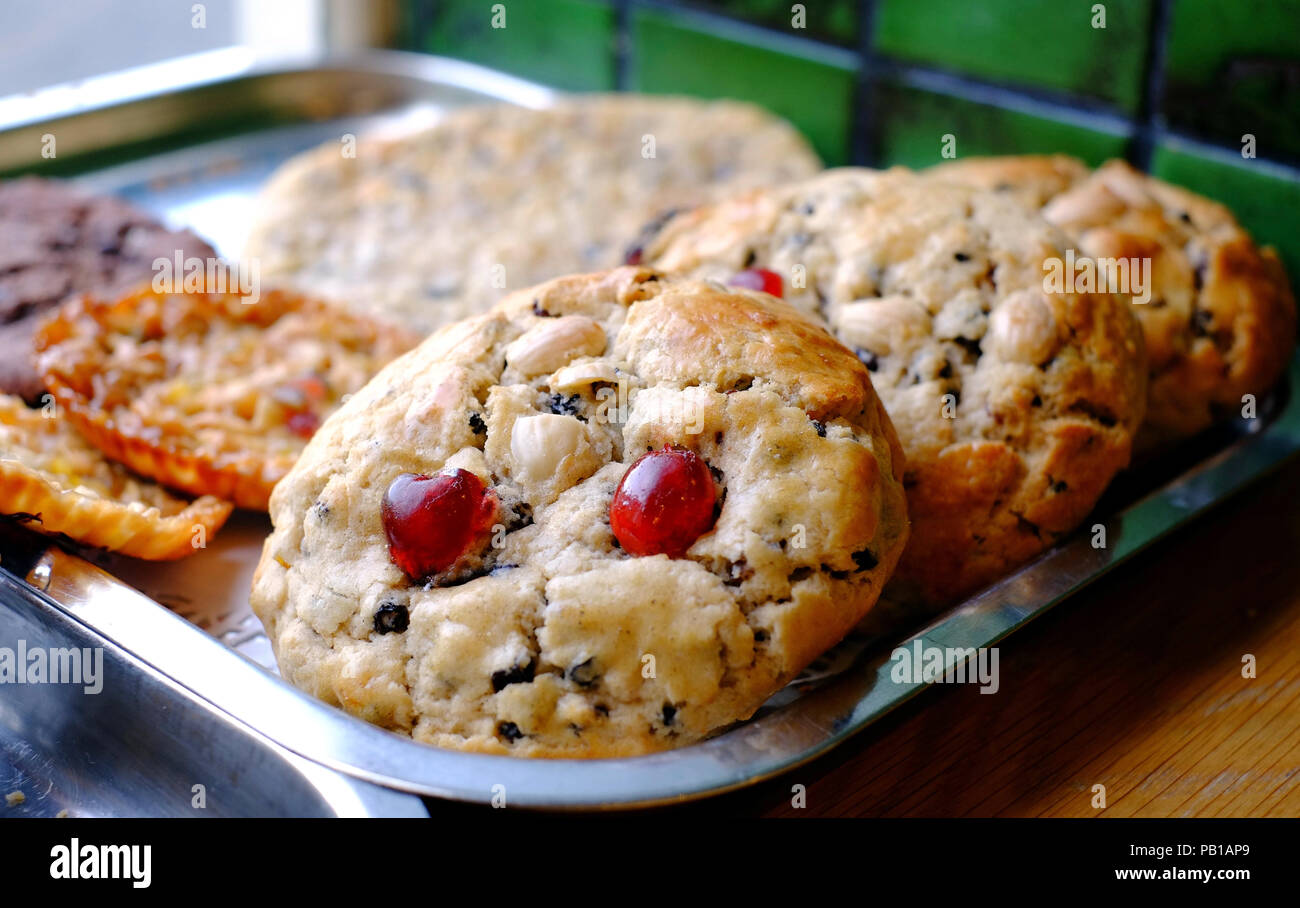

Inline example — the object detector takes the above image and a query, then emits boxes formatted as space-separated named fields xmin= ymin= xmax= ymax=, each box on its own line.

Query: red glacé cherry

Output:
xmin=728 ymin=267 xmax=783 ymax=298
xmin=382 ymin=469 xmax=498 ymax=580
xmin=286 ymin=409 xmax=321 ymax=439
xmin=610 ymin=447 xmax=717 ymax=558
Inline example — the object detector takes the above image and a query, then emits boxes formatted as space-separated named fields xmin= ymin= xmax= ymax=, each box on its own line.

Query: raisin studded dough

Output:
xmin=640 ymin=168 xmax=1148 ymax=607
xmin=929 ymin=156 xmax=1297 ymax=444
xmin=251 ymin=268 xmax=909 ymax=757
xmin=244 ymin=95 xmax=822 ymax=335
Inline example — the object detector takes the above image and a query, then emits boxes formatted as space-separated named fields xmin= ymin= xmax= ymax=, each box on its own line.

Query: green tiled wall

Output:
xmin=1163 ymin=0 xmax=1300 ymax=164
xmin=628 ymin=7 xmax=856 ymax=163
xmin=411 ymin=0 xmax=1300 ymax=287
xmin=874 ymin=0 xmax=1153 ymax=112
xmin=679 ymin=0 xmax=859 ymax=45
xmin=873 ymin=84 xmax=1129 ymax=169
xmin=420 ymin=0 xmax=616 ymax=91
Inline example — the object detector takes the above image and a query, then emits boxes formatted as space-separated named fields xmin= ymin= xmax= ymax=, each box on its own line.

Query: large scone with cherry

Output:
xmin=250 ymin=267 xmax=909 ymax=757
xmin=638 ymin=168 xmax=1148 ymax=608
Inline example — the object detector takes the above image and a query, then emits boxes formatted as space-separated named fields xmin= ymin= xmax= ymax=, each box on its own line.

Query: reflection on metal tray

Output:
xmin=1 ymin=51 xmax=1299 ymax=812
xmin=0 ymin=564 xmax=426 ymax=818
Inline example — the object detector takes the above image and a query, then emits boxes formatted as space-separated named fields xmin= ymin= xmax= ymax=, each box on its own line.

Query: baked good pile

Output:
xmin=3 ymin=96 xmax=1294 ymax=756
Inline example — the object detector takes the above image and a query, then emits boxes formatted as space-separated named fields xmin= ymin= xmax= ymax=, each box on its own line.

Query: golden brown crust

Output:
xmin=0 ymin=394 xmax=231 ymax=559
xmin=928 ymin=154 xmax=1092 ymax=207
xmin=35 ymin=286 xmax=417 ymax=510
xmin=930 ymin=156 xmax=1298 ymax=444
xmin=641 ymin=168 xmax=1147 ymax=608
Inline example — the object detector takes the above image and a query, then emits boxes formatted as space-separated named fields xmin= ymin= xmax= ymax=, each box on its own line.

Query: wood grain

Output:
xmin=710 ymin=457 xmax=1300 ymax=817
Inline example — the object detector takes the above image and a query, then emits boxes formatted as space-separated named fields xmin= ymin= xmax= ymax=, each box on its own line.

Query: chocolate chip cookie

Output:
xmin=0 ymin=177 xmax=217 ymax=401
xmin=639 ymin=168 xmax=1148 ymax=608
xmin=244 ymin=95 xmax=822 ymax=336
xmin=929 ymin=156 xmax=1297 ymax=444
xmin=251 ymin=267 xmax=908 ymax=757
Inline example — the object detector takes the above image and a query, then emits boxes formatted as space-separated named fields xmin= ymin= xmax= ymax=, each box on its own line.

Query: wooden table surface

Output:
xmin=431 ymin=453 xmax=1300 ymax=820
xmin=693 ymin=455 xmax=1300 ymax=817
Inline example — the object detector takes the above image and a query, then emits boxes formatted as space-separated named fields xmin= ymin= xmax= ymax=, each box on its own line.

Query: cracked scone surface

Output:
xmin=251 ymin=267 xmax=908 ymax=757
xmin=929 ymin=156 xmax=1297 ymax=444
xmin=640 ymin=168 xmax=1148 ymax=607
xmin=244 ymin=95 xmax=822 ymax=335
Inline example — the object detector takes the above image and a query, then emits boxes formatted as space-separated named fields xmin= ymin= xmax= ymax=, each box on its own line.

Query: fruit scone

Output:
xmin=637 ymin=168 xmax=1148 ymax=608
xmin=0 ymin=394 xmax=231 ymax=559
xmin=250 ymin=267 xmax=909 ymax=757
xmin=244 ymin=95 xmax=822 ymax=336
xmin=0 ymin=176 xmax=217 ymax=401
xmin=35 ymin=286 xmax=417 ymax=511
xmin=928 ymin=156 xmax=1297 ymax=445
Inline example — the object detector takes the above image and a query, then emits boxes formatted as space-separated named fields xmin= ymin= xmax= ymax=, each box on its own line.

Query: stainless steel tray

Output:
xmin=2 ymin=50 xmax=1298 ymax=812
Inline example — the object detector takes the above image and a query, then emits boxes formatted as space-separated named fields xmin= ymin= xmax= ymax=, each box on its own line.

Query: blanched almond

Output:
xmin=505 ymin=316 xmax=607 ymax=377
xmin=986 ymin=289 xmax=1059 ymax=365
xmin=549 ymin=359 xmax=618 ymax=391
xmin=834 ymin=296 xmax=931 ymax=357
xmin=510 ymin=414 xmax=586 ymax=482
xmin=1042 ymin=183 xmax=1125 ymax=228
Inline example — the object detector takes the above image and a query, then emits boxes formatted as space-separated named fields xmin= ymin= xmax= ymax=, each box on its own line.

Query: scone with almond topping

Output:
xmin=929 ymin=156 xmax=1296 ymax=444
xmin=638 ymin=168 xmax=1148 ymax=608
xmin=245 ymin=95 xmax=822 ymax=335
xmin=250 ymin=267 xmax=908 ymax=758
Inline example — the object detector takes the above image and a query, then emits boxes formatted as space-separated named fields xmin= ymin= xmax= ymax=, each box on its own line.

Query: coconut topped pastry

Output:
xmin=35 ymin=286 xmax=417 ymax=511
xmin=0 ymin=393 xmax=231 ymax=560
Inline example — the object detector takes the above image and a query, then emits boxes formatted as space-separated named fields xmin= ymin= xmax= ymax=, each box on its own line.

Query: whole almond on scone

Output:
xmin=638 ymin=168 xmax=1148 ymax=609
xmin=251 ymin=267 xmax=909 ymax=757
xmin=929 ymin=155 xmax=1297 ymax=447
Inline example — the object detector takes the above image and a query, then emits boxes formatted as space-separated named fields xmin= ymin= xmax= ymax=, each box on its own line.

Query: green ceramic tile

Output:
xmin=874 ymin=0 xmax=1152 ymax=111
xmin=1163 ymin=0 xmax=1300 ymax=162
xmin=1152 ymin=144 xmax=1300 ymax=287
xmin=873 ymin=83 xmax=1129 ymax=169
xmin=420 ymin=0 xmax=616 ymax=91
xmin=629 ymin=7 xmax=853 ymax=163
xmin=681 ymin=1 xmax=859 ymax=45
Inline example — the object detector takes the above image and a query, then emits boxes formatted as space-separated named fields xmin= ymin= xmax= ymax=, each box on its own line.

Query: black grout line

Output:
xmin=872 ymin=56 xmax=1137 ymax=139
xmin=850 ymin=0 xmax=880 ymax=167
xmin=405 ymin=0 xmax=436 ymax=52
xmin=630 ymin=0 xmax=859 ymax=69
xmin=1156 ymin=126 xmax=1300 ymax=182
xmin=1131 ymin=0 xmax=1174 ymax=171
xmin=613 ymin=0 xmax=632 ymax=91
